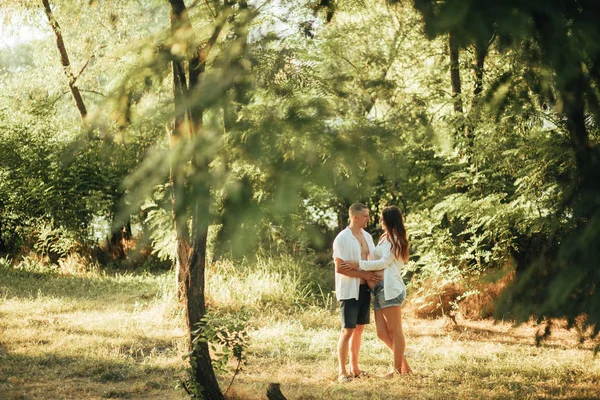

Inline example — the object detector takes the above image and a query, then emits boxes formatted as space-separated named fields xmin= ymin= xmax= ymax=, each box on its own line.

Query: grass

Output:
xmin=1 ymin=255 xmax=599 ymax=399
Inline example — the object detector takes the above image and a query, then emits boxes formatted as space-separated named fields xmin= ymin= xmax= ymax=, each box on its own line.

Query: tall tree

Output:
xmin=448 ymin=30 xmax=462 ymax=115
xmin=464 ymin=32 xmax=495 ymax=146
xmin=166 ymin=0 xmax=255 ymax=397
xmin=167 ymin=0 xmax=223 ymax=397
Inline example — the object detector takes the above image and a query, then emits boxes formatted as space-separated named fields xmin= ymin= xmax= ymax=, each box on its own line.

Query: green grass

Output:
xmin=0 ymin=263 xmax=185 ymax=400
xmin=1 ymin=256 xmax=599 ymax=399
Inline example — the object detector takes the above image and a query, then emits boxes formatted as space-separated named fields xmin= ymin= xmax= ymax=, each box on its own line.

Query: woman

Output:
xmin=338 ymin=205 xmax=412 ymax=376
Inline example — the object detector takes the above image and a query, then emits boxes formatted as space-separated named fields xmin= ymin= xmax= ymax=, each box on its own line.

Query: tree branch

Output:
xmin=42 ymin=0 xmax=88 ymax=120
xmin=74 ymin=57 xmax=93 ymax=83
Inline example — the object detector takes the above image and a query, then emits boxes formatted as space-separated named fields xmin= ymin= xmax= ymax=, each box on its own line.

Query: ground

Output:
xmin=0 ymin=265 xmax=598 ymax=399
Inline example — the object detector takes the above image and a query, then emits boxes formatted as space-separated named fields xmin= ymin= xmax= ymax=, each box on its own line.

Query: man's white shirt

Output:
xmin=332 ymin=227 xmax=376 ymax=300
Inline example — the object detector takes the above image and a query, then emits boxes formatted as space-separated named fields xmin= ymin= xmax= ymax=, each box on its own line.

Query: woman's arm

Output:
xmin=339 ymin=259 xmax=384 ymax=289
xmin=334 ymin=257 xmax=379 ymax=281
xmin=358 ymin=240 xmax=395 ymax=271
xmin=340 ymin=240 xmax=395 ymax=271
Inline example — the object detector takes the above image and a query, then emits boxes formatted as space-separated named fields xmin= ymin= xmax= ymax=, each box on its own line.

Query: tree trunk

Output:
xmin=562 ymin=63 xmax=599 ymax=209
xmin=174 ymin=235 xmax=191 ymax=298
xmin=448 ymin=30 xmax=465 ymax=153
xmin=336 ymin=200 xmax=350 ymax=232
xmin=448 ymin=31 xmax=463 ymax=114
xmin=0 ymin=210 xmax=4 ymax=253
xmin=187 ymin=219 xmax=223 ymax=399
xmin=168 ymin=0 xmax=192 ymax=301
xmin=42 ymin=0 xmax=88 ymax=120
xmin=472 ymin=43 xmax=485 ymax=99
xmin=169 ymin=1 xmax=224 ymax=399
xmin=564 ymin=65 xmax=592 ymax=175
xmin=170 ymin=53 xmax=191 ymax=300
xmin=464 ymin=40 xmax=488 ymax=147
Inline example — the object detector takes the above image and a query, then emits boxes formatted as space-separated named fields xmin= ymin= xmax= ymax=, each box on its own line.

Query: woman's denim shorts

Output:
xmin=373 ymin=282 xmax=406 ymax=311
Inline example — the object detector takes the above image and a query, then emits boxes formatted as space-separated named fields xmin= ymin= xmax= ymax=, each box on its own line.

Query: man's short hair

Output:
xmin=349 ymin=203 xmax=368 ymax=217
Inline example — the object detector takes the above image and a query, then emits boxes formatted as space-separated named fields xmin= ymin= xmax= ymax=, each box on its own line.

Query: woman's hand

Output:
xmin=373 ymin=271 xmax=384 ymax=282
xmin=340 ymin=260 xmax=359 ymax=271
xmin=366 ymin=271 xmax=384 ymax=290
xmin=366 ymin=272 xmax=376 ymax=290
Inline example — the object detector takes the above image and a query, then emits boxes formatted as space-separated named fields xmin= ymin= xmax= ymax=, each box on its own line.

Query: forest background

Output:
xmin=1 ymin=0 xmax=599 ymax=399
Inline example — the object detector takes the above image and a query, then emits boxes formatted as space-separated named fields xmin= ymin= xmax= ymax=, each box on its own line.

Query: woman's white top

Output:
xmin=359 ymin=237 xmax=406 ymax=301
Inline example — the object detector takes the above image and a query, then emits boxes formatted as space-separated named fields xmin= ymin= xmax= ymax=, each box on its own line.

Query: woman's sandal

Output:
xmin=379 ymin=369 xmax=412 ymax=379
xmin=337 ymin=374 xmax=353 ymax=383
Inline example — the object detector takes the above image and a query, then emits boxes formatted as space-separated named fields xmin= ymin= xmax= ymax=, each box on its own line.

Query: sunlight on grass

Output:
xmin=0 ymin=263 xmax=187 ymax=400
xmin=206 ymin=256 xmax=335 ymax=316
xmin=1 ymin=258 xmax=599 ymax=399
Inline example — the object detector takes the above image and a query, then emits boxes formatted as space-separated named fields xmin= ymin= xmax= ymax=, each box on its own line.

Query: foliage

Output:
xmin=180 ymin=311 xmax=251 ymax=397
xmin=205 ymin=255 xmax=335 ymax=315
xmin=1 ymin=0 xmax=599 ymax=352
xmin=33 ymin=223 xmax=79 ymax=263
xmin=0 ymin=0 xmax=166 ymax=255
xmin=413 ymin=0 xmax=600 ymax=338
xmin=142 ymin=186 xmax=178 ymax=263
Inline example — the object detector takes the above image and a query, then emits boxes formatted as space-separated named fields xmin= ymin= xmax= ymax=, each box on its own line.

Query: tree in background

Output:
xmin=415 ymin=0 xmax=600 ymax=341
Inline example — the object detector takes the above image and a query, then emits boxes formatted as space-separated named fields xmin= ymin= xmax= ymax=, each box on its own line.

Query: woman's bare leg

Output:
xmin=381 ymin=305 xmax=411 ymax=374
xmin=374 ymin=310 xmax=393 ymax=351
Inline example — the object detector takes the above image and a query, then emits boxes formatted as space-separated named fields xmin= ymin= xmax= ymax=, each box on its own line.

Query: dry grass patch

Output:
xmin=1 ymin=258 xmax=599 ymax=400
xmin=231 ymin=312 xmax=600 ymax=399
xmin=0 ymin=266 xmax=187 ymax=400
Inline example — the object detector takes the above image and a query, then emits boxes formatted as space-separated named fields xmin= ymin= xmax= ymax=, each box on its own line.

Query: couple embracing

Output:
xmin=333 ymin=203 xmax=412 ymax=382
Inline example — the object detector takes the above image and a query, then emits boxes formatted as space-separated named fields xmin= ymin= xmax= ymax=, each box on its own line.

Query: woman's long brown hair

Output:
xmin=381 ymin=206 xmax=409 ymax=263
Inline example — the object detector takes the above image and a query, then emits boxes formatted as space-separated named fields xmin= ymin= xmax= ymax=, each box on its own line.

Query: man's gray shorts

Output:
xmin=339 ymin=284 xmax=371 ymax=329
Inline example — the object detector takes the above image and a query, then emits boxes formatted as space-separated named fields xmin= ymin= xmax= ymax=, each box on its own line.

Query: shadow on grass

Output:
xmin=0 ymin=340 xmax=7 ymax=367
xmin=0 ymin=265 xmax=164 ymax=303
xmin=224 ymin=373 xmax=600 ymax=400
xmin=224 ymin=365 xmax=600 ymax=400
xmin=458 ymin=323 xmax=593 ymax=351
xmin=0 ymin=351 xmax=180 ymax=399
xmin=408 ymin=319 xmax=592 ymax=351
xmin=0 ymin=351 xmax=177 ymax=379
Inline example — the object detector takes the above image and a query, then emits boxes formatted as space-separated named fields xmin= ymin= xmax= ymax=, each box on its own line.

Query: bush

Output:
xmin=33 ymin=224 xmax=79 ymax=264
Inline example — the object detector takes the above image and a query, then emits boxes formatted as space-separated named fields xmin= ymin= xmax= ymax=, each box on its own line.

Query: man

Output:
xmin=332 ymin=203 xmax=381 ymax=382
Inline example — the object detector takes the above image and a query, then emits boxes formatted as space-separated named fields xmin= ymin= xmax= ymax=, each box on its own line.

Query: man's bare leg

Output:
xmin=349 ymin=324 xmax=365 ymax=376
xmin=338 ymin=328 xmax=354 ymax=379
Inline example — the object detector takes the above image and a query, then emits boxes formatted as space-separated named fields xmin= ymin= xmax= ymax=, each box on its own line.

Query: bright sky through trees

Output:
xmin=0 ymin=8 xmax=48 ymax=49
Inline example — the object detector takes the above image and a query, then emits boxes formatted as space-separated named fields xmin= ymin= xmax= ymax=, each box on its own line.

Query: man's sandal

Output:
xmin=337 ymin=374 xmax=353 ymax=383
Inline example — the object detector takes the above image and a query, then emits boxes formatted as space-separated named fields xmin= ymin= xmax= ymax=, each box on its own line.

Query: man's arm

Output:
xmin=335 ymin=258 xmax=381 ymax=282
